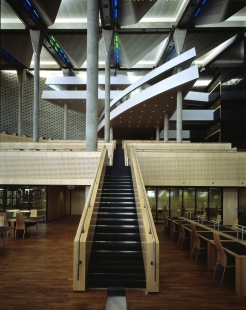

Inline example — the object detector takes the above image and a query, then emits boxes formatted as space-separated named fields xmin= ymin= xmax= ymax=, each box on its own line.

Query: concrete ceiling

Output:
xmin=1 ymin=0 xmax=246 ymax=139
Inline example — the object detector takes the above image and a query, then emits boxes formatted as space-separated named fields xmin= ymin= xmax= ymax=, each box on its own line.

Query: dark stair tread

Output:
xmin=86 ymin=279 xmax=146 ymax=289
xmin=87 ymin=145 xmax=146 ymax=289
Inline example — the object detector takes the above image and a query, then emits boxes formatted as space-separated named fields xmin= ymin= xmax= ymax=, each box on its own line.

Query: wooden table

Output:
xmin=208 ymin=240 xmax=246 ymax=296
xmin=7 ymin=216 xmax=45 ymax=238
xmin=167 ymin=216 xmax=246 ymax=296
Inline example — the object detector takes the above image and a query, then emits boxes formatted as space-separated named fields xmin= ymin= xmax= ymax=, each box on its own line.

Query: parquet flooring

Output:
xmin=0 ymin=216 xmax=245 ymax=310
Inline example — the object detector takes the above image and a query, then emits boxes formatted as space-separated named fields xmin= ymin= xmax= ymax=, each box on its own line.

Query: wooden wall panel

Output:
xmin=0 ymin=150 xmax=101 ymax=185
xmin=136 ymin=152 xmax=246 ymax=187
xmin=47 ymin=185 xmax=65 ymax=221
xmin=71 ymin=189 xmax=85 ymax=215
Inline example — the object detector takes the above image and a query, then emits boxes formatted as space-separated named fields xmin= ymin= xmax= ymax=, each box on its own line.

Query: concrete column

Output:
xmin=164 ymin=112 xmax=169 ymax=143
xmin=30 ymin=30 xmax=44 ymax=142
xmin=86 ymin=0 xmax=99 ymax=150
xmin=17 ymin=70 xmax=26 ymax=136
xmin=102 ymin=30 xmax=113 ymax=143
xmin=173 ymin=29 xmax=187 ymax=55
xmin=176 ymin=66 xmax=183 ymax=143
xmin=177 ymin=91 xmax=183 ymax=143
xmin=104 ymin=53 xmax=110 ymax=142
xmin=156 ymin=126 xmax=160 ymax=141
xmin=64 ymin=103 xmax=68 ymax=140
xmin=110 ymin=127 xmax=113 ymax=140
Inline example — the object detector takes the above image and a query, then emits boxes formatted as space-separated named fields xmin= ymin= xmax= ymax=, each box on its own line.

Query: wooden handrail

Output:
xmin=73 ymin=146 xmax=108 ymax=290
xmin=129 ymin=146 xmax=159 ymax=292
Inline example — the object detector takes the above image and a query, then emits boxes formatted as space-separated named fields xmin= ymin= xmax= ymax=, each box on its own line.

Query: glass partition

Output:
xmin=209 ymin=188 xmax=222 ymax=219
xmin=0 ymin=188 xmax=4 ymax=211
xmin=145 ymin=186 xmax=244 ymax=224
xmin=0 ymin=186 xmax=47 ymax=219
xmin=170 ymin=188 xmax=182 ymax=217
xmin=157 ymin=188 xmax=169 ymax=223
xmin=183 ymin=188 xmax=195 ymax=217
xmin=196 ymin=188 xmax=208 ymax=218
xmin=239 ymin=188 xmax=246 ymax=225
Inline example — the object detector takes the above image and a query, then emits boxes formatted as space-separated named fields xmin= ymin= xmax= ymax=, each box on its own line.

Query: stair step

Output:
xmin=95 ymin=225 xmax=140 ymax=234
xmin=89 ymin=250 xmax=144 ymax=262
xmin=99 ymin=200 xmax=136 ymax=205
xmin=86 ymin=277 xmax=145 ymax=289
xmin=96 ymin=218 xmax=138 ymax=225
xmin=91 ymin=241 xmax=142 ymax=251
xmin=99 ymin=202 xmax=136 ymax=206
xmin=96 ymin=207 xmax=137 ymax=213
xmin=87 ymin=146 xmax=146 ymax=290
xmin=87 ymin=265 xmax=145 ymax=274
xmin=96 ymin=212 xmax=137 ymax=220
xmin=100 ymin=190 xmax=134 ymax=194
xmin=93 ymin=232 xmax=140 ymax=242
xmin=88 ymin=258 xmax=143 ymax=267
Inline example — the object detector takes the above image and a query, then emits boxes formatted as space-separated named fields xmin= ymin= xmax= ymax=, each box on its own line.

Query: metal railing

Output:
xmin=130 ymin=146 xmax=157 ymax=282
xmin=75 ymin=146 xmax=107 ymax=280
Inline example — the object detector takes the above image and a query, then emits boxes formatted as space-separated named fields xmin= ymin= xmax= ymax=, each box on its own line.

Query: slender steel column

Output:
xmin=18 ymin=82 xmax=23 ymax=136
xmin=102 ymin=30 xmax=113 ymax=143
xmin=86 ymin=0 xmax=99 ymax=150
xmin=176 ymin=66 xmax=183 ymax=143
xmin=110 ymin=127 xmax=113 ymax=140
xmin=64 ymin=103 xmax=68 ymax=140
xmin=104 ymin=53 xmax=110 ymax=142
xmin=17 ymin=70 xmax=26 ymax=136
xmin=177 ymin=91 xmax=183 ymax=143
xmin=30 ymin=30 xmax=44 ymax=142
xmin=164 ymin=112 xmax=169 ymax=143
xmin=156 ymin=126 xmax=160 ymax=141
xmin=33 ymin=52 xmax=40 ymax=142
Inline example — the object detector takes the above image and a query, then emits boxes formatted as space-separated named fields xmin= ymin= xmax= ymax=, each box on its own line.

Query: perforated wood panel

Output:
xmin=0 ymin=71 xmax=86 ymax=140
xmin=0 ymin=151 xmax=100 ymax=185
xmin=136 ymin=151 xmax=246 ymax=187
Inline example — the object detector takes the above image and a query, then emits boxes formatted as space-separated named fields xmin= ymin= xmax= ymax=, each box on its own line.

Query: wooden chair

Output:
xmin=231 ymin=219 xmax=238 ymax=230
xmin=170 ymin=218 xmax=178 ymax=240
xmin=0 ymin=212 xmax=10 ymax=238
xmin=163 ymin=213 xmax=169 ymax=234
xmin=30 ymin=210 xmax=37 ymax=217
xmin=213 ymin=232 xmax=235 ymax=285
xmin=197 ymin=211 xmax=206 ymax=224
xmin=0 ymin=216 xmax=4 ymax=227
xmin=190 ymin=223 xmax=207 ymax=262
xmin=15 ymin=212 xmax=31 ymax=239
xmin=0 ymin=216 xmax=5 ymax=247
xmin=29 ymin=209 xmax=38 ymax=231
xmin=210 ymin=214 xmax=222 ymax=230
xmin=177 ymin=217 xmax=189 ymax=248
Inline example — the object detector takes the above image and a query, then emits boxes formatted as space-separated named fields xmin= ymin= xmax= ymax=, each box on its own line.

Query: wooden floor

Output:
xmin=1 ymin=216 xmax=245 ymax=310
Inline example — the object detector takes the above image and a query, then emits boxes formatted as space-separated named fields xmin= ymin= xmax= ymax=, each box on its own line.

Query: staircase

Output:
xmin=86 ymin=145 xmax=146 ymax=289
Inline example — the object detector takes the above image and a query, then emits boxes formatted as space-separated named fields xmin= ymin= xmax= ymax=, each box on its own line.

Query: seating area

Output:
xmin=164 ymin=215 xmax=246 ymax=295
xmin=0 ymin=210 xmax=44 ymax=243
xmin=1 ymin=216 xmax=246 ymax=309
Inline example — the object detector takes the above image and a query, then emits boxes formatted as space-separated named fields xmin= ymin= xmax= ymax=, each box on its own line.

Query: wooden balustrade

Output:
xmin=73 ymin=147 xmax=108 ymax=291
xmin=129 ymin=146 xmax=159 ymax=292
